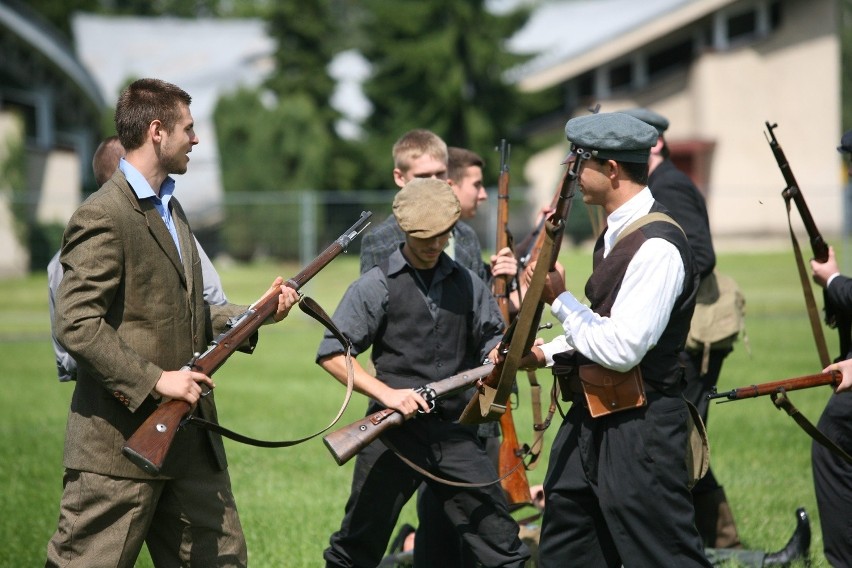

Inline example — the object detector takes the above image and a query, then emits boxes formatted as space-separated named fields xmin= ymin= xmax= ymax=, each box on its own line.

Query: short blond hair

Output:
xmin=392 ymin=129 xmax=448 ymax=173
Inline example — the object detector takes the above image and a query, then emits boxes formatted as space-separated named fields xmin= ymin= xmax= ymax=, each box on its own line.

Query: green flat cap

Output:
xmin=619 ymin=107 xmax=669 ymax=135
xmin=393 ymin=178 xmax=461 ymax=238
xmin=565 ymin=112 xmax=658 ymax=163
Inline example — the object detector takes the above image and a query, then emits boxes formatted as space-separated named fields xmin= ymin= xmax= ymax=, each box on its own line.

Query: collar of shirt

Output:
xmin=387 ymin=245 xmax=455 ymax=284
xmin=602 ymin=186 xmax=654 ymax=257
xmin=119 ymin=158 xmax=181 ymax=259
xmin=119 ymin=157 xmax=176 ymax=201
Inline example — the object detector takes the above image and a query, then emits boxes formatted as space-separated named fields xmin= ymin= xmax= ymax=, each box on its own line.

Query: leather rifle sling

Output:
xmin=771 ymin=390 xmax=852 ymax=465
xmin=784 ymin=199 xmax=831 ymax=368
xmin=182 ymin=295 xmax=355 ymax=448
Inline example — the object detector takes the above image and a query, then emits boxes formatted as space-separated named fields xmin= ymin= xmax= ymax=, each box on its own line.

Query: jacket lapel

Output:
xmin=116 ymin=175 xmax=187 ymax=286
xmin=171 ymin=198 xmax=197 ymax=300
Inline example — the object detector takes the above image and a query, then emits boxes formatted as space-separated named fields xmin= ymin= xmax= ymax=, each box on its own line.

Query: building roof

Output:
xmin=507 ymin=0 xmax=739 ymax=91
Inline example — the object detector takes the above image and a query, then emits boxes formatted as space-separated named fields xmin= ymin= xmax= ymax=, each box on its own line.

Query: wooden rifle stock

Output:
xmin=765 ymin=121 xmax=829 ymax=262
xmin=459 ymin=151 xmax=587 ymax=425
xmin=323 ymin=364 xmax=495 ymax=465
xmin=491 ymin=140 xmax=532 ymax=507
xmin=122 ymin=211 xmax=373 ymax=475
xmin=709 ymin=370 xmax=840 ymax=401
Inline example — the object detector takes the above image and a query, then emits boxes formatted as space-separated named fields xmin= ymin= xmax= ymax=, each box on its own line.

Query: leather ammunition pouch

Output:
xmin=552 ymin=353 xmax=647 ymax=418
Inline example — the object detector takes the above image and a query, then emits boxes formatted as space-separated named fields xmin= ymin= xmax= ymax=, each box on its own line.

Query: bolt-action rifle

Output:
xmin=122 ymin=211 xmax=372 ymax=475
xmin=491 ymin=140 xmax=533 ymax=507
xmin=709 ymin=370 xmax=840 ymax=401
xmin=457 ymin=145 xmax=590 ymax=425
xmin=765 ymin=121 xmax=828 ymax=262
xmin=709 ymin=369 xmax=852 ymax=464
xmin=765 ymin=121 xmax=832 ymax=368
xmin=322 ymin=364 xmax=495 ymax=465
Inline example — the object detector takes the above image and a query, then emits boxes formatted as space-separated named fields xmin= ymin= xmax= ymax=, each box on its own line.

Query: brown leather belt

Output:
xmin=554 ymin=369 xmax=657 ymax=396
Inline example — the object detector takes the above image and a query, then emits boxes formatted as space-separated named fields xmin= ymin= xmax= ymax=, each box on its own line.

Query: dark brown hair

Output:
xmin=114 ymin=78 xmax=192 ymax=151
xmin=447 ymin=147 xmax=484 ymax=183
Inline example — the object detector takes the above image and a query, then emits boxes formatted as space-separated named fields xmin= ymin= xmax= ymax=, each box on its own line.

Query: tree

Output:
xmin=354 ymin=0 xmax=537 ymax=189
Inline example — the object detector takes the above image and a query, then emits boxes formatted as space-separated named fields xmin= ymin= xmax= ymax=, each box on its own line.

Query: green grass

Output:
xmin=0 ymin=249 xmax=835 ymax=566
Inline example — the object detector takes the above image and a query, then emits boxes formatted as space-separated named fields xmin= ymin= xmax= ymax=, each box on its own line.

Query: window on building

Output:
xmin=609 ymin=62 xmax=633 ymax=91
xmin=647 ymin=38 xmax=694 ymax=79
xmin=716 ymin=0 xmax=782 ymax=49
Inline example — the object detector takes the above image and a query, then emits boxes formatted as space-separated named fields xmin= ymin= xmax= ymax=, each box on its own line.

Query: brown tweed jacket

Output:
xmin=55 ymin=170 xmax=252 ymax=479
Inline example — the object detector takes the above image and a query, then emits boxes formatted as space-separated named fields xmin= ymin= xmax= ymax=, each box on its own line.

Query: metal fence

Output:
xmin=19 ymin=188 xmax=571 ymax=271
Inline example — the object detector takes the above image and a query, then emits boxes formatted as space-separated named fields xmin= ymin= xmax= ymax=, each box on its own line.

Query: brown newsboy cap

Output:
xmin=393 ymin=178 xmax=461 ymax=238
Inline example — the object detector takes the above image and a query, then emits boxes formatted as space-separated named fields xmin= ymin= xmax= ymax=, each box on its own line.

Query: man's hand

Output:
xmin=377 ymin=387 xmax=431 ymax=418
xmin=524 ymin=260 xmax=566 ymax=304
xmin=490 ymin=247 xmax=518 ymax=279
xmin=265 ymin=276 xmax=301 ymax=322
xmin=155 ymin=370 xmax=214 ymax=404
xmin=811 ymin=246 xmax=840 ymax=288
xmin=824 ymin=359 xmax=852 ymax=393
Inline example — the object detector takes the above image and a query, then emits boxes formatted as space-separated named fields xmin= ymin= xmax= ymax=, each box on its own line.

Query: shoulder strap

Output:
xmin=614 ymin=211 xmax=684 ymax=248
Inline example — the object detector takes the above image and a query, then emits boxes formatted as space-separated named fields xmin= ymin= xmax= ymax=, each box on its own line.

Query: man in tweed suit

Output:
xmin=45 ymin=78 xmax=299 ymax=568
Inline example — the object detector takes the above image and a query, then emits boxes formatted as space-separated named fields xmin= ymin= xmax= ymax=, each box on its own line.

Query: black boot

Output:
xmin=763 ymin=508 xmax=811 ymax=567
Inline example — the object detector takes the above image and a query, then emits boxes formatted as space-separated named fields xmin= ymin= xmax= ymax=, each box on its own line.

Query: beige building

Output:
xmin=509 ymin=0 xmax=842 ymax=247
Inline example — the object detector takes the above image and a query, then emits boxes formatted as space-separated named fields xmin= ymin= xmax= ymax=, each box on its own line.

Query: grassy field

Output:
xmin=0 ymin=248 xmax=837 ymax=566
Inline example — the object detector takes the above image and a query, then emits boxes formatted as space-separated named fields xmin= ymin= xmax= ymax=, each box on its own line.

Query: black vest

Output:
xmin=581 ymin=203 xmax=698 ymax=393
xmin=372 ymin=259 xmax=477 ymax=417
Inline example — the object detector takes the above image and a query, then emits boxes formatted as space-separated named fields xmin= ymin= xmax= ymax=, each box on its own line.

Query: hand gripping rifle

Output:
xmin=322 ymin=364 xmax=495 ymax=465
xmin=491 ymin=140 xmax=534 ymax=507
xmin=764 ymin=121 xmax=831 ymax=367
xmin=458 ymin=145 xmax=590 ymax=425
xmin=710 ymin=369 xmax=852 ymax=464
xmin=122 ymin=211 xmax=372 ymax=475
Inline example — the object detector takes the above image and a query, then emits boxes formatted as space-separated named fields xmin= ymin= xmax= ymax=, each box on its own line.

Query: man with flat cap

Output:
xmin=620 ymin=107 xmax=746 ymax=550
xmin=519 ymin=112 xmax=712 ymax=566
xmin=316 ymin=178 xmax=530 ymax=568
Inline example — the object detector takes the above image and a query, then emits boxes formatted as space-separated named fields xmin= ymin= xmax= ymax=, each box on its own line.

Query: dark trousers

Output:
xmin=538 ymin=394 xmax=711 ymax=568
xmin=812 ymin=392 xmax=852 ymax=567
xmin=324 ymin=415 xmax=529 ymax=568
xmin=414 ymin=435 xmax=501 ymax=567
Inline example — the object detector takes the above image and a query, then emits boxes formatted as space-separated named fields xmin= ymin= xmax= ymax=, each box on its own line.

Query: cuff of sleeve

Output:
xmin=539 ymin=336 xmax=572 ymax=367
xmin=827 ymin=272 xmax=841 ymax=288
xmin=551 ymin=291 xmax=583 ymax=322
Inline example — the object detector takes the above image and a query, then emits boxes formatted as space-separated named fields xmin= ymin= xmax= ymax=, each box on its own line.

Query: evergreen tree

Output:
xmin=355 ymin=0 xmax=536 ymax=189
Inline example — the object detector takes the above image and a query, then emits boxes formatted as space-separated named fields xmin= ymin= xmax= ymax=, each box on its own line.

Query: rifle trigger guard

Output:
xmin=416 ymin=386 xmax=437 ymax=413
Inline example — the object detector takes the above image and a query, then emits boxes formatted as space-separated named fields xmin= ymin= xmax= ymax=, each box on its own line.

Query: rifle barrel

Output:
xmin=709 ymin=371 xmax=840 ymax=401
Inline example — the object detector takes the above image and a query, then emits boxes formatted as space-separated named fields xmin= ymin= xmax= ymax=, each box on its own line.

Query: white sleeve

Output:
xmin=549 ymin=238 xmax=685 ymax=371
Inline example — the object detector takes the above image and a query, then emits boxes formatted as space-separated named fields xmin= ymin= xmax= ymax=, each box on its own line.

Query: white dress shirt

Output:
xmin=539 ymin=187 xmax=686 ymax=372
